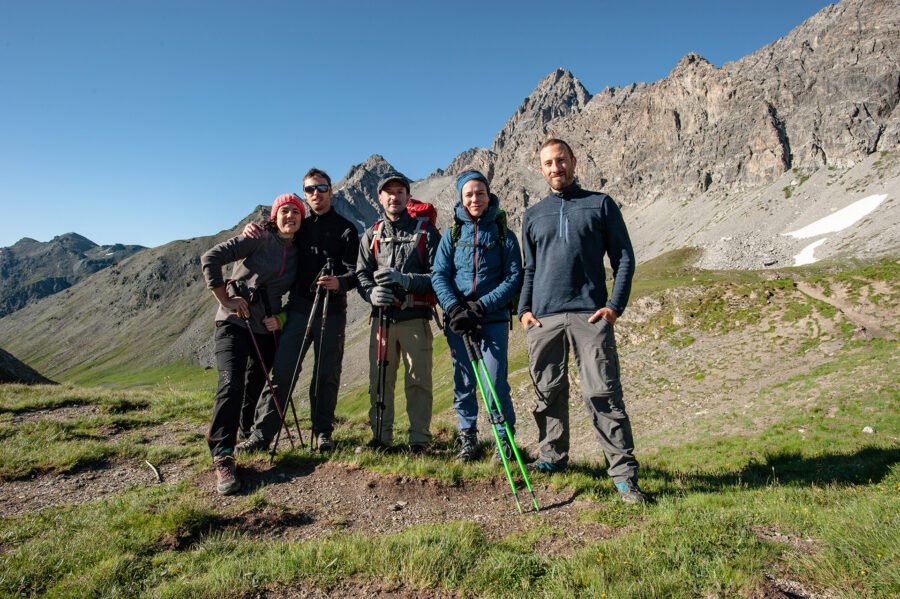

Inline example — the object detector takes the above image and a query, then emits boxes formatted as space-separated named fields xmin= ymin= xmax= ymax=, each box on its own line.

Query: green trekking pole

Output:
xmin=465 ymin=332 xmax=540 ymax=512
xmin=462 ymin=333 xmax=524 ymax=514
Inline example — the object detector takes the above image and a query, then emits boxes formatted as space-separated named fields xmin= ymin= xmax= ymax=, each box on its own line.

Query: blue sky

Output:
xmin=0 ymin=0 xmax=834 ymax=248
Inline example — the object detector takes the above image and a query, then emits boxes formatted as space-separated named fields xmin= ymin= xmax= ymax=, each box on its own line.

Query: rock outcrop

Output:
xmin=331 ymin=154 xmax=407 ymax=232
xmin=438 ymin=0 xmax=899 ymax=232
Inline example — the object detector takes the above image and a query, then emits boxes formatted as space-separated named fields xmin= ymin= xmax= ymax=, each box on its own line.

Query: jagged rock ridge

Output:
xmin=421 ymin=0 xmax=898 ymax=238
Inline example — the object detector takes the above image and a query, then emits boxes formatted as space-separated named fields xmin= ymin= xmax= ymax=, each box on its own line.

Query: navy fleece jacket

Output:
xmin=517 ymin=185 xmax=635 ymax=319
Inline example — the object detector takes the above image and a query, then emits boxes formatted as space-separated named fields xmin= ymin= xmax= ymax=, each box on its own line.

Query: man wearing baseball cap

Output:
xmin=356 ymin=172 xmax=441 ymax=454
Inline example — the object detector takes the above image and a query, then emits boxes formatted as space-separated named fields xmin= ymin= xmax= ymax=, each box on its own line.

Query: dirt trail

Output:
xmin=194 ymin=459 xmax=615 ymax=547
xmin=796 ymin=281 xmax=894 ymax=339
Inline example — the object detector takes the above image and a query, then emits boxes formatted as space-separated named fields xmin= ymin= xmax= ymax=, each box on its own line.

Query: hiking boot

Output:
xmin=317 ymin=433 xmax=335 ymax=452
xmin=355 ymin=438 xmax=389 ymax=454
xmin=455 ymin=430 xmax=479 ymax=463
xmin=614 ymin=479 xmax=647 ymax=504
xmin=213 ymin=455 xmax=240 ymax=495
xmin=409 ymin=443 xmax=428 ymax=456
xmin=525 ymin=459 xmax=568 ymax=474
xmin=492 ymin=436 xmax=513 ymax=463
xmin=235 ymin=435 xmax=269 ymax=453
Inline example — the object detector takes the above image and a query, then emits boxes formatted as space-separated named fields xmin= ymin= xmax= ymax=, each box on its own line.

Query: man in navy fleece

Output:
xmin=518 ymin=138 xmax=646 ymax=504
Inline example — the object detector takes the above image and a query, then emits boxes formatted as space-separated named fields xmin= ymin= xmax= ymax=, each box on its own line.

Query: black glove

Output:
xmin=447 ymin=303 xmax=478 ymax=336
xmin=466 ymin=300 xmax=486 ymax=320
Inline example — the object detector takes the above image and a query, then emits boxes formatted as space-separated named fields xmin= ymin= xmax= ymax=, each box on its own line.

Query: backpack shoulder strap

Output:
xmin=371 ymin=220 xmax=384 ymax=253
xmin=450 ymin=216 xmax=464 ymax=247
xmin=415 ymin=219 xmax=429 ymax=265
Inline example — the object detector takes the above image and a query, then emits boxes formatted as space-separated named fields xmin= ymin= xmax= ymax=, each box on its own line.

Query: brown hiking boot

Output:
xmin=213 ymin=455 xmax=241 ymax=495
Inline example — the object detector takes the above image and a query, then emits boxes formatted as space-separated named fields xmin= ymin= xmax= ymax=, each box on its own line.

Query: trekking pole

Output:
xmin=258 ymin=287 xmax=305 ymax=452
xmin=269 ymin=285 xmax=327 ymax=460
xmin=462 ymin=333 xmax=525 ymax=514
xmin=373 ymin=306 xmax=390 ymax=444
xmin=228 ymin=282 xmax=296 ymax=450
xmin=309 ymin=258 xmax=334 ymax=450
xmin=468 ymin=334 xmax=540 ymax=512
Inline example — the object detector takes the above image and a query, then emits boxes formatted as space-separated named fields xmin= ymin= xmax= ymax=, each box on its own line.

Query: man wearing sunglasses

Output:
xmin=238 ymin=168 xmax=358 ymax=453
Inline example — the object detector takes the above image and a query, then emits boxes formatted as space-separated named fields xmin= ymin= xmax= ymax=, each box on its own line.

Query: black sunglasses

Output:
xmin=303 ymin=184 xmax=330 ymax=194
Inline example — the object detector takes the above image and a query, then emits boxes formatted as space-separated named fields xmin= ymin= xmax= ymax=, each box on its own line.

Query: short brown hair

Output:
xmin=303 ymin=168 xmax=331 ymax=187
xmin=540 ymin=138 xmax=575 ymax=160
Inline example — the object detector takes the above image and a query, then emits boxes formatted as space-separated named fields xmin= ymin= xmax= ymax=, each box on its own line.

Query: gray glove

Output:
xmin=369 ymin=286 xmax=395 ymax=307
xmin=374 ymin=267 xmax=412 ymax=289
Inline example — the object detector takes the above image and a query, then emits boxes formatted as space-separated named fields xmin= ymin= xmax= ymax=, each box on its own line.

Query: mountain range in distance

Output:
xmin=0 ymin=0 xmax=897 ymax=381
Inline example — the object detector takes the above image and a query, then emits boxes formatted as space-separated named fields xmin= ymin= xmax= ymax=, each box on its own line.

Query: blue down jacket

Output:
xmin=432 ymin=194 xmax=523 ymax=324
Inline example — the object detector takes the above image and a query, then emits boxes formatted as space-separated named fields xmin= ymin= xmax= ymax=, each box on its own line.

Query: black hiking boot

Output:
xmin=409 ymin=443 xmax=428 ymax=456
xmin=235 ymin=435 xmax=269 ymax=453
xmin=213 ymin=455 xmax=240 ymax=495
xmin=455 ymin=429 xmax=479 ymax=463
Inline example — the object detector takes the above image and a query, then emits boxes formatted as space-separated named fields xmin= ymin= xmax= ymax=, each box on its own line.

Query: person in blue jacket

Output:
xmin=432 ymin=170 xmax=523 ymax=462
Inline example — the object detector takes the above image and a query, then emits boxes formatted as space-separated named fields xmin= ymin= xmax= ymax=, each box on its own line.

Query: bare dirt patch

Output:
xmin=796 ymin=282 xmax=894 ymax=339
xmin=9 ymin=404 xmax=100 ymax=425
xmin=0 ymin=459 xmax=193 ymax=517
xmin=195 ymin=460 xmax=615 ymax=547
xmin=755 ymin=572 xmax=837 ymax=599
xmin=753 ymin=525 xmax=820 ymax=554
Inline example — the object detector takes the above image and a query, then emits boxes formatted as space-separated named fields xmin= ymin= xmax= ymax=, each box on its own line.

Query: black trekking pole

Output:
xmin=463 ymin=332 xmax=540 ymax=513
xmin=309 ymin=258 xmax=334 ymax=450
xmin=269 ymin=284 xmax=327 ymax=460
xmin=258 ymin=286 xmax=305 ymax=450
xmin=228 ymin=282 xmax=296 ymax=450
xmin=373 ymin=306 xmax=390 ymax=444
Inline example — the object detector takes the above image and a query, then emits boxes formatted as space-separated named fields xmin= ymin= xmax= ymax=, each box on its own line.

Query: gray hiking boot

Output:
xmin=317 ymin=433 xmax=335 ymax=452
xmin=235 ymin=434 xmax=269 ymax=453
xmin=455 ymin=430 xmax=479 ymax=463
xmin=614 ymin=479 xmax=647 ymax=504
xmin=213 ymin=455 xmax=241 ymax=495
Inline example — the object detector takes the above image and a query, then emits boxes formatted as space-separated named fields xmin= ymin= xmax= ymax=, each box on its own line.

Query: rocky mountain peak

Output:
xmin=444 ymin=147 xmax=497 ymax=179
xmin=331 ymin=154 xmax=403 ymax=231
xmin=671 ymin=52 xmax=714 ymax=74
xmin=50 ymin=232 xmax=97 ymax=253
xmin=492 ymin=68 xmax=592 ymax=153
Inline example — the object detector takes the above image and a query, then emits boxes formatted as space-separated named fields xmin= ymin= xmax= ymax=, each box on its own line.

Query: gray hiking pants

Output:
xmin=251 ymin=301 xmax=346 ymax=443
xmin=526 ymin=312 xmax=638 ymax=482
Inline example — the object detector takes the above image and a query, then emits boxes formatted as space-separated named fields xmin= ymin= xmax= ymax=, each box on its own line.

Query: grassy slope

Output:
xmin=0 ymin=256 xmax=897 ymax=597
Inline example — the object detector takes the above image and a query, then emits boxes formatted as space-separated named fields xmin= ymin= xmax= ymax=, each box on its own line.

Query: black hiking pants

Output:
xmin=208 ymin=321 xmax=276 ymax=458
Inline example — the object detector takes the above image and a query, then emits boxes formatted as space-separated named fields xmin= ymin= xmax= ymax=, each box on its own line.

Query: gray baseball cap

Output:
xmin=377 ymin=172 xmax=410 ymax=194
